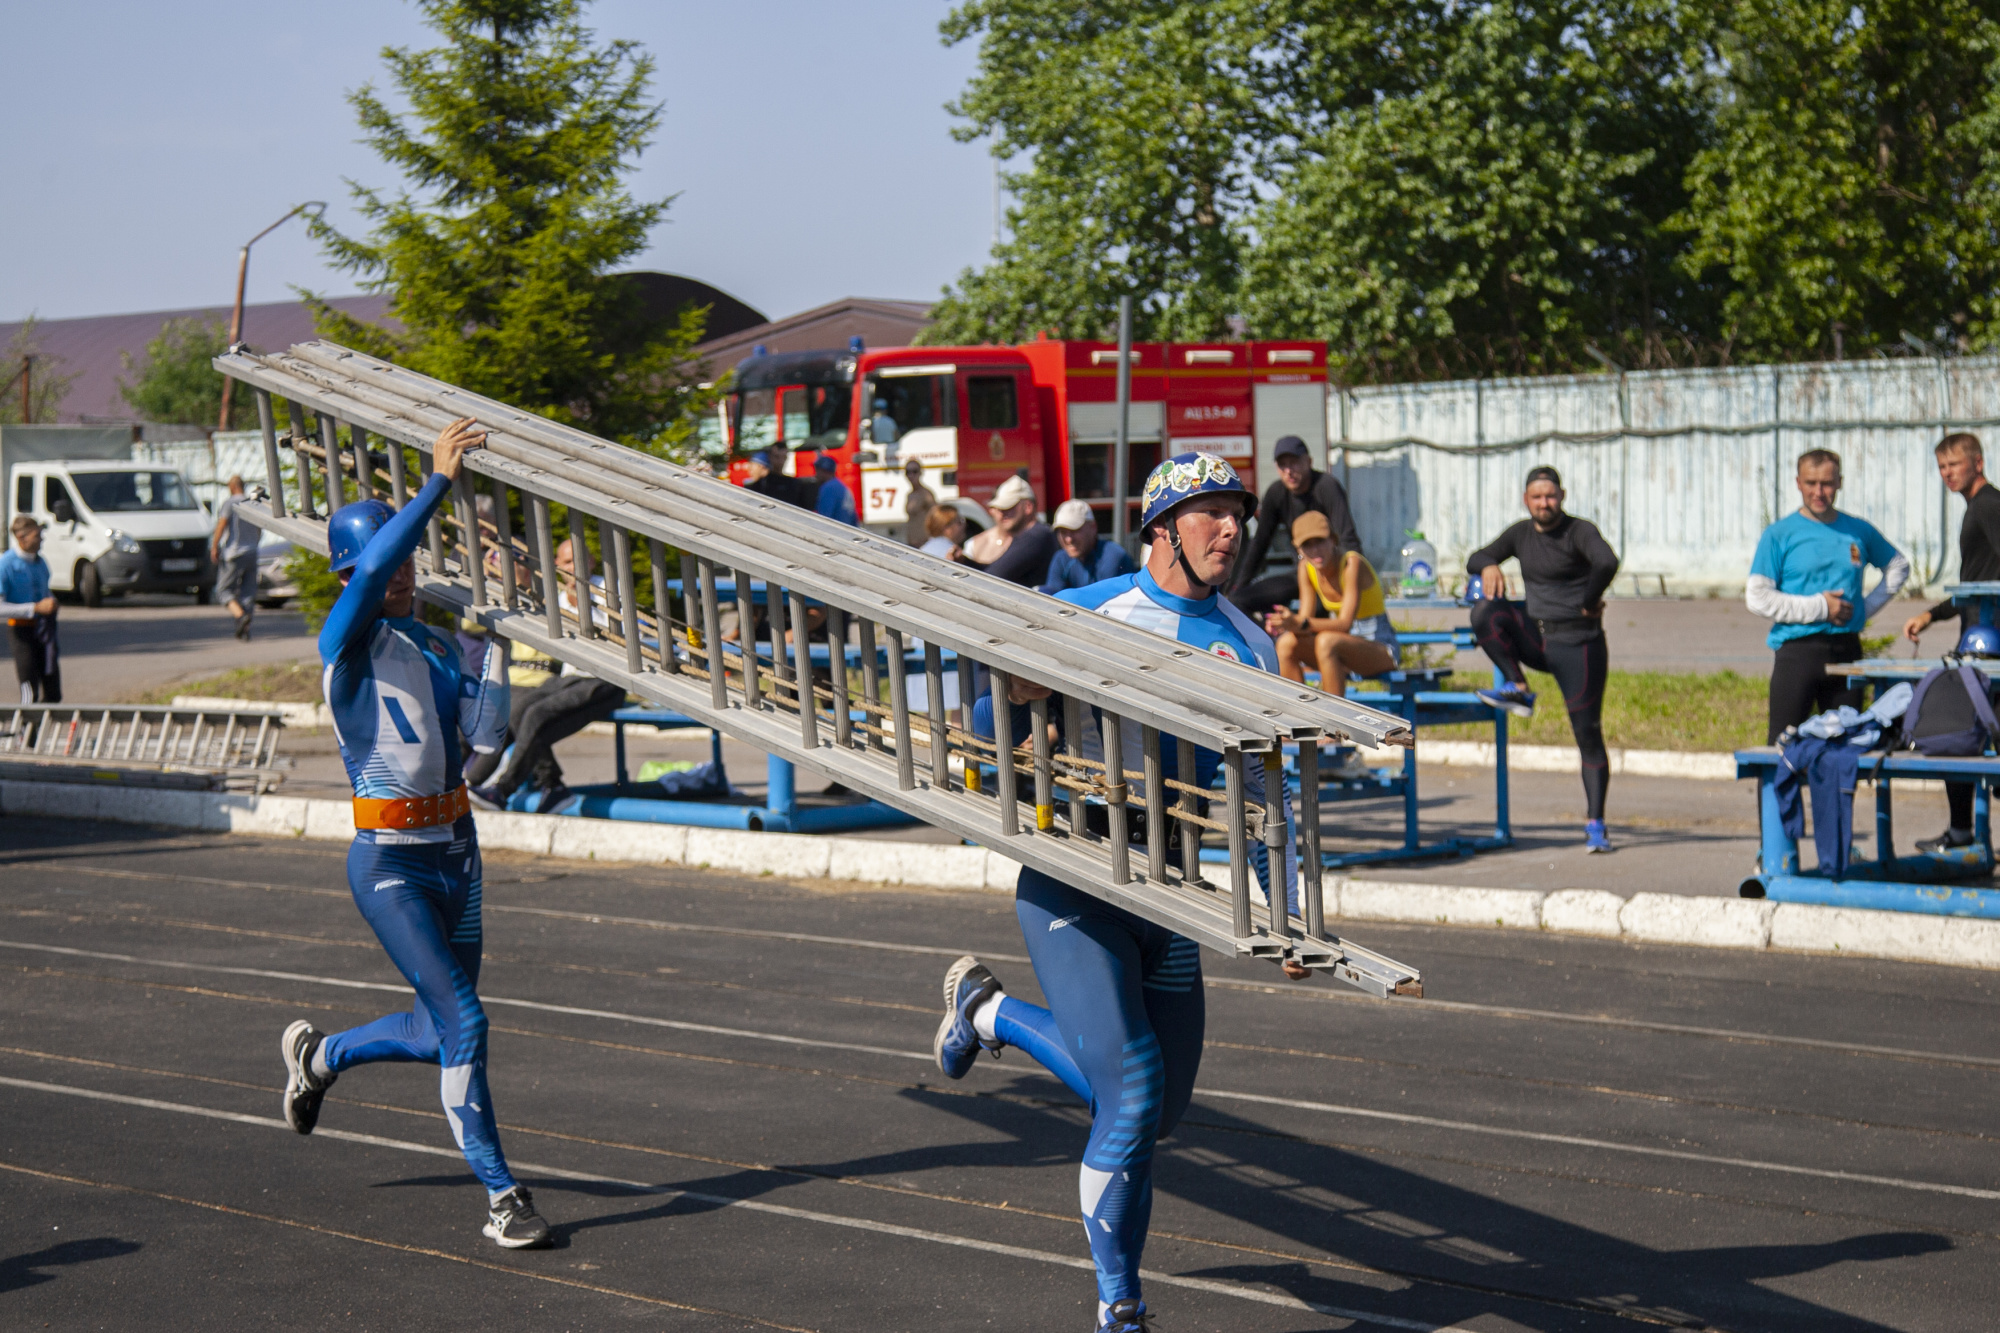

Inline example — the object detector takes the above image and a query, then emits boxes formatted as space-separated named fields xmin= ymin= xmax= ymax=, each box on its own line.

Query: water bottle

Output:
xmin=1398 ymin=530 xmax=1438 ymax=598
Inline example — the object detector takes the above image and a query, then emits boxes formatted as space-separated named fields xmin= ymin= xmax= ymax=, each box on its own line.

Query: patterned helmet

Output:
xmin=326 ymin=498 xmax=398 ymax=573
xmin=1137 ymin=451 xmax=1255 ymax=533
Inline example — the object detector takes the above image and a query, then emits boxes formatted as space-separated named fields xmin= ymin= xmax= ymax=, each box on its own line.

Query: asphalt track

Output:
xmin=0 ymin=820 xmax=1992 ymax=1331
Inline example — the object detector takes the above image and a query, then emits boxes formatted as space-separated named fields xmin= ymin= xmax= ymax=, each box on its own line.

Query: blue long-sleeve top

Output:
xmin=319 ymin=473 xmax=508 ymax=842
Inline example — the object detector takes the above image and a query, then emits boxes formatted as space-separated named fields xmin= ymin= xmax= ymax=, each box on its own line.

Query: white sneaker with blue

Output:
xmin=934 ymin=955 xmax=1004 ymax=1079
xmin=1585 ymin=819 xmax=1613 ymax=853
xmin=1477 ymin=682 xmax=1536 ymax=718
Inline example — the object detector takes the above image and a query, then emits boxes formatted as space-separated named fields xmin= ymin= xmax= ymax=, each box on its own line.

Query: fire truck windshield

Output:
xmin=732 ymin=383 xmax=853 ymax=454
xmin=865 ymin=373 xmax=956 ymax=444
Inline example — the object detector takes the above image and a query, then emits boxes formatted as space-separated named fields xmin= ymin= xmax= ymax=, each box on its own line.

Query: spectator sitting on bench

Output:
xmin=1263 ymin=510 xmax=1399 ymax=700
xmin=467 ymin=537 xmax=627 ymax=812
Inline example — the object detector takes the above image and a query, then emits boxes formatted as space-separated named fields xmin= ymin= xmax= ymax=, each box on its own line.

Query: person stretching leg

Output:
xmin=277 ymin=417 xmax=550 ymax=1250
xmin=1467 ymin=466 xmax=1621 ymax=852
xmin=937 ymin=452 xmax=1298 ymax=1332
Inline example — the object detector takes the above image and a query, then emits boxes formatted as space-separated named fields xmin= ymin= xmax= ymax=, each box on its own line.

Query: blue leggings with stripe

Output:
xmin=319 ymin=819 xmax=515 ymax=1195
xmin=996 ymin=869 xmax=1205 ymax=1308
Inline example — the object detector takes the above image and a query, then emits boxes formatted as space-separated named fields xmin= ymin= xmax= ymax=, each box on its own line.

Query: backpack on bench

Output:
xmin=1904 ymin=662 xmax=2000 ymax=757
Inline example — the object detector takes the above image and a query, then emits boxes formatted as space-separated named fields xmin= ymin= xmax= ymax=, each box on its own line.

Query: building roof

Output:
xmin=692 ymin=297 xmax=934 ymax=378
xmin=1 ymin=271 xmax=768 ymax=429
xmin=0 ymin=294 xmax=393 ymax=427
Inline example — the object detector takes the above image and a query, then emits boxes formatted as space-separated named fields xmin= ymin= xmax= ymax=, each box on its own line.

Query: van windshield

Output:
xmin=69 ymin=470 xmax=198 ymax=512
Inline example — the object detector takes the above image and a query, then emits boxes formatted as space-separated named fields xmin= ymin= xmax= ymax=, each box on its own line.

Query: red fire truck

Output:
xmin=722 ymin=336 xmax=1328 ymax=536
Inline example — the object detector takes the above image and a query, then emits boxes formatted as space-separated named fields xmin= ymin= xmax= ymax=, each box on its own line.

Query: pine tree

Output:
xmin=309 ymin=0 xmax=714 ymax=452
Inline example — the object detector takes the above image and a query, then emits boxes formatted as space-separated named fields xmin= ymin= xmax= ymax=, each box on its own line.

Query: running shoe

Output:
xmin=1584 ymin=819 xmax=1613 ymax=854
xmin=467 ymin=784 xmax=506 ymax=811
xmin=1098 ymin=1298 xmax=1154 ymax=1332
xmin=934 ymin=955 xmax=1004 ymax=1080
xmin=280 ymin=1020 xmax=336 ymax=1135
xmin=1917 ymin=828 xmax=1976 ymax=855
xmin=483 ymin=1186 xmax=553 ymax=1249
xmin=1476 ymin=683 xmax=1536 ymax=718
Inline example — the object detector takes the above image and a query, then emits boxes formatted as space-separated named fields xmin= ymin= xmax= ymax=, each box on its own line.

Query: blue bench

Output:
xmin=1735 ymin=746 xmax=2000 ymax=916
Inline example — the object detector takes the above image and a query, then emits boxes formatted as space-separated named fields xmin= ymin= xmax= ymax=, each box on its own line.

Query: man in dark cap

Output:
xmin=1226 ymin=434 xmax=1363 ymax=618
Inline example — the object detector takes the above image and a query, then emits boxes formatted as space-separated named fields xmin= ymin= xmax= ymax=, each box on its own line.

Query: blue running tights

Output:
xmin=997 ymin=868 xmax=1205 ymax=1308
xmin=319 ymin=820 xmax=515 ymax=1195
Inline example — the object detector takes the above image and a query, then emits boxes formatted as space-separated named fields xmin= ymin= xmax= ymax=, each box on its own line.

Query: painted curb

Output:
xmin=1340 ymin=878 xmax=1544 ymax=930
xmin=7 ymin=780 xmax=2000 ymax=971
xmin=1539 ymin=888 xmax=1626 ymax=938
xmin=1412 ymin=739 xmax=1738 ymax=781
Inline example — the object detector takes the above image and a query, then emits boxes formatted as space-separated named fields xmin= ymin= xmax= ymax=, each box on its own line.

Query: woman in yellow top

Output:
xmin=1263 ymin=510 xmax=1399 ymax=698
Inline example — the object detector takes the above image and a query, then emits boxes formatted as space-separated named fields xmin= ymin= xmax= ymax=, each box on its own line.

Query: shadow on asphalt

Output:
xmin=0 ymin=1237 xmax=143 ymax=1293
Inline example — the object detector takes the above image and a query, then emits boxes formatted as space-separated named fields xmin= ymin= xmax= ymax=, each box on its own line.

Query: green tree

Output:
xmin=921 ymin=0 xmax=1276 ymax=344
xmin=0 ymin=317 xmax=80 ymax=425
xmin=1675 ymin=0 xmax=2000 ymax=359
xmin=117 ymin=317 xmax=235 ymax=427
xmin=1246 ymin=1 xmax=1720 ymax=381
xmin=309 ymin=0 xmax=715 ymax=453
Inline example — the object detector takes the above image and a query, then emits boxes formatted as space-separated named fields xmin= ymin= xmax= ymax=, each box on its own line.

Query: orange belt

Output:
xmin=353 ymin=784 xmax=471 ymax=831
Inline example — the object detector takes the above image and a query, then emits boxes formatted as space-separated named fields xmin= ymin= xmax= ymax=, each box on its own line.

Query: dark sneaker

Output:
xmin=934 ymin=955 xmax=1004 ymax=1080
xmin=484 ymin=1186 xmax=553 ymax=1249
xmin=1917 ymin=828 xmax=1976 ymax=855
xmin=1476 ymin=684 xmax=1536 ymax=718
xmin=533 ymin=783 xmax=574 ymax=814
xmin=1099 ymin=1298 xmax=1154 ymax=1332
xmin=467 ymin=784 xmax=506 ymax=812
xmin=280 ymin=1020 xmax=336 ymax=1135
xmin=1585 ymin=819 xmax=1613 ymax=854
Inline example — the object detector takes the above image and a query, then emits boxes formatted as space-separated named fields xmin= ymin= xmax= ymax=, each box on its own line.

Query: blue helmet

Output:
xmin=326 ymin=498 xmax=397 ymax=573
xmin=1137 ymin=451 xmax=1255 ymax=534
xmin=1958 ymin=624 xmax=2000 ymax=658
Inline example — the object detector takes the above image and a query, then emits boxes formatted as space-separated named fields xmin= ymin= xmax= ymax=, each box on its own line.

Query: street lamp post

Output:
xmin=216 ymin=201 xmax=325 ymax=432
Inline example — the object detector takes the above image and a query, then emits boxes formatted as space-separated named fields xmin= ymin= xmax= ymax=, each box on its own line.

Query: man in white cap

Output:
xmin=965 ymin=472 xmax=1057 ymax=588
xmin=1040 ymin=498 xmax=1136 ymax=594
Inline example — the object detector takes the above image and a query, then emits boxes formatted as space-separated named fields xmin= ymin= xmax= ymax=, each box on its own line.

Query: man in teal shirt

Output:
xmin=1746 ymin=448 xmax=1909 ymax=741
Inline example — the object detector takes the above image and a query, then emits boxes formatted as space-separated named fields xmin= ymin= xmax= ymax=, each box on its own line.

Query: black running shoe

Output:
xmin=1917 ymin=828 xmax=1976 ymax=855
xmin=1098 ymin=1298 xmax=1154 ymax=1332
xmin=280 ymin=1020 xmax=336 ymax=1135
xmin=484 ymin=1186 xmax=553 ymax=1249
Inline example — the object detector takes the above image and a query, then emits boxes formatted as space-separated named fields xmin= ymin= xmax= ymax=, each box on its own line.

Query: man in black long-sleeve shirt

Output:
xmin=1226 ymin=435 xmax=1362 ymax=616
xmin=1903 ymin=433 xmax=2000 ymax=852
xmin=1466 ymin=465 xmax=1622 ymax=852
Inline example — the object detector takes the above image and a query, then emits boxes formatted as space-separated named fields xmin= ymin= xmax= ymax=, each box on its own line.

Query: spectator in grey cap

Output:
xmin=967 ymin=473 xmax=1058 ymax=588
xmin=1039 ymin=499 xmax=1136 ymax=594
xmin=1226 ymin=434 xmax=1363 ymax=618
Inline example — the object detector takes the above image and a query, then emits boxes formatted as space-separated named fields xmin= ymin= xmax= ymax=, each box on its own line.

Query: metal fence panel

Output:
xmin=1334 ymin=356 xmax=2000 ymax=593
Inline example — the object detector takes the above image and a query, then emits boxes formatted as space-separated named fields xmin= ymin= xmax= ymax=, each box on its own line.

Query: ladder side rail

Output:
xmin=219 ymin=347 xmax=1397 ymax=750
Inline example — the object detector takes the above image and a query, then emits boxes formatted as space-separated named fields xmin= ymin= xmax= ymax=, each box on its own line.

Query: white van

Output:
xmin=10 ymin=461 xmax=216 ymax=607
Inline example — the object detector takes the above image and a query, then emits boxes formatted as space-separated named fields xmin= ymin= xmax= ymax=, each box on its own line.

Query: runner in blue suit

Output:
xmin=276 ymin=417 xmax=551 ymax=1250
xmin=939 ymin=452 xmax=1299 ymax=1332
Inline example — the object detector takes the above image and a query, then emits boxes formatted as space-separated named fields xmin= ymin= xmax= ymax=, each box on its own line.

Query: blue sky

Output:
xmin=0 ymin=0 xmax=996 ymax=323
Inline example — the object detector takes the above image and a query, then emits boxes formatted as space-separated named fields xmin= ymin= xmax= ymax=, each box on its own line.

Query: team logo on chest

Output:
xmin=1208 ymin=641 xmax=1243 ymax=663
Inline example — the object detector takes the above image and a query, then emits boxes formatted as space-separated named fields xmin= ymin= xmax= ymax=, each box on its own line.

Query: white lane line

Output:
xmin=1202 ymin=1090 xmax=2000 ymax=1202
xmin=39 ymin=860 xmax=2000 ymax=1070
xmin=490 ymin=904 xmax=1033 ymax=966
xmin=0 ymin=938 xmax=930 ymax=1064
xmin=9 ymin=935 xmax=1994 ymax=1202
xmin=0 ymin=1074 xmax=1456 ymax=1332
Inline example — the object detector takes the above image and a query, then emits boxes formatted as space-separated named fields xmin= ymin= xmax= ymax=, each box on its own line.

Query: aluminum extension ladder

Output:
xmin=0 ymin=702 xmax=288 ymax=792
xmin=214 ymin=340 xmax=1423 ymax=996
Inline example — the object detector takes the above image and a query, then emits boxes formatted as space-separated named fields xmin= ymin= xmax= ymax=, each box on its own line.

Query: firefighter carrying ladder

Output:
xmin=214 ymin=341 xmax=1423 ymax=998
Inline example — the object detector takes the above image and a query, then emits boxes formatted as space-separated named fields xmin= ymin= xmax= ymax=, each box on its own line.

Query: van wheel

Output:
xmin=79 ymin=563 xmax=103 ymax=609
xmin=196 ymin=584 xmax=213 ymax=606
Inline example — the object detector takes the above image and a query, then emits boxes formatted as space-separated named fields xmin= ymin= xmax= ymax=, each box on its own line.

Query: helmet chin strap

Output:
xmin=1164 ymin=513 xmax=1212 ymax=595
